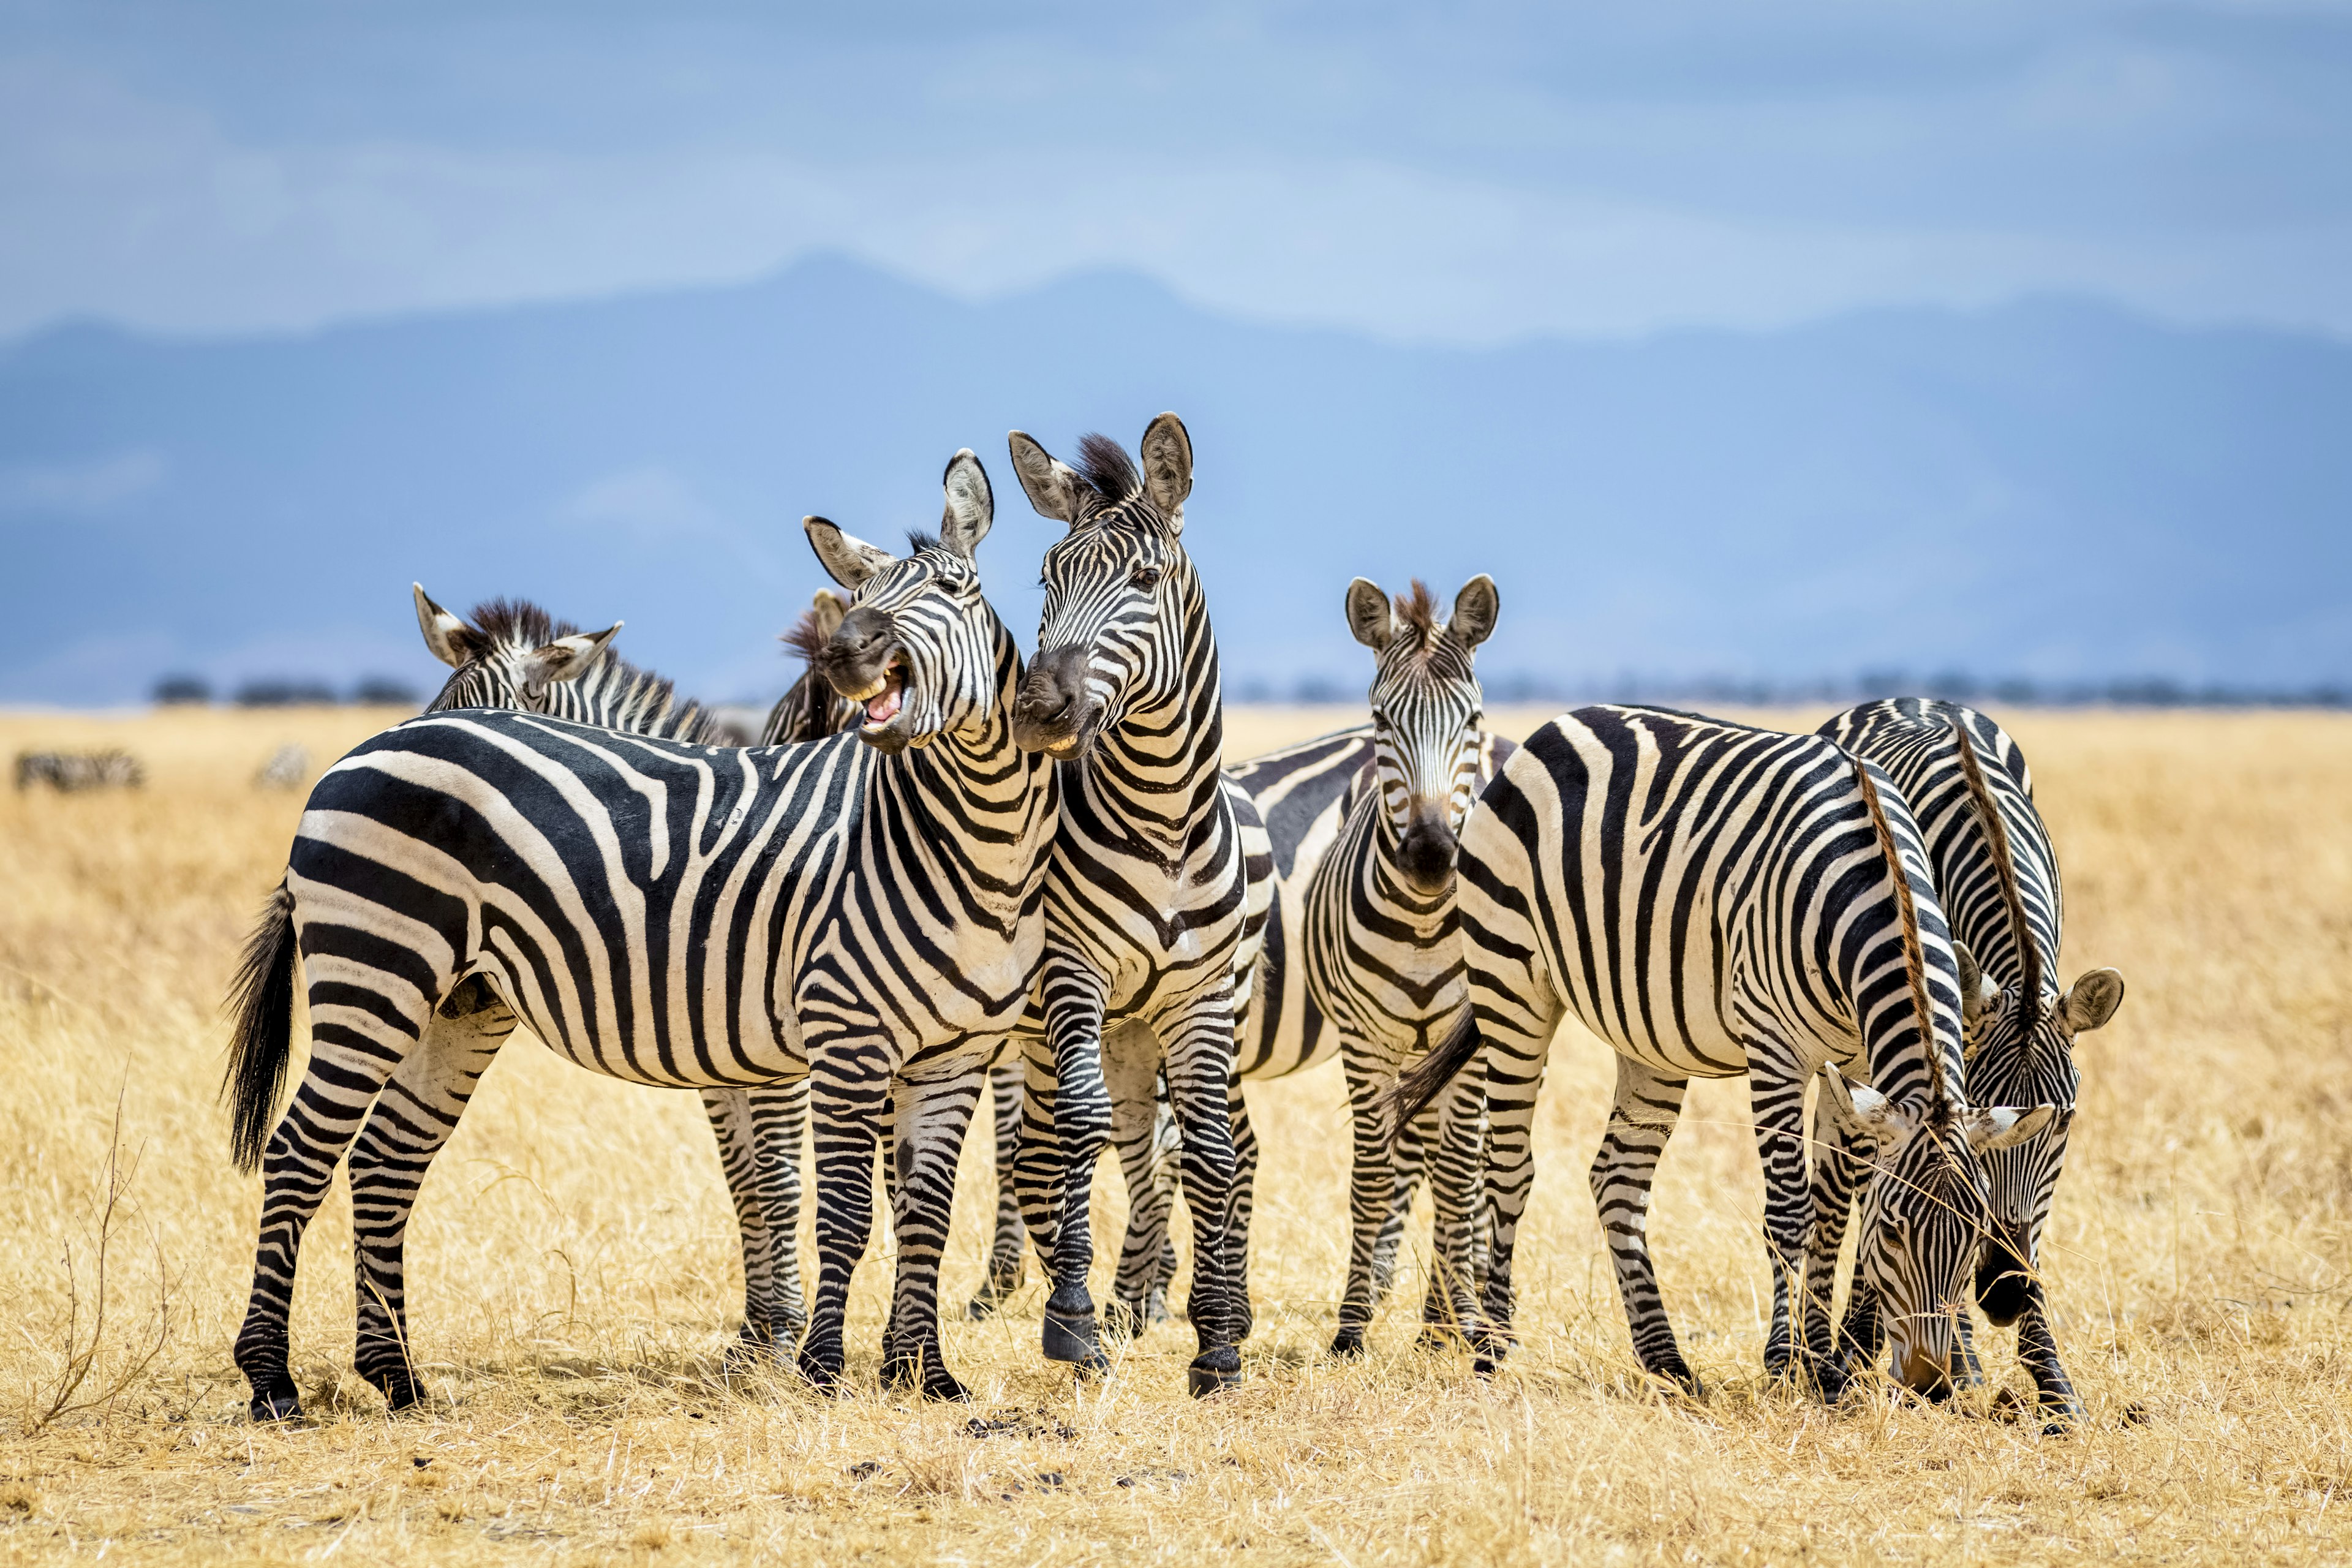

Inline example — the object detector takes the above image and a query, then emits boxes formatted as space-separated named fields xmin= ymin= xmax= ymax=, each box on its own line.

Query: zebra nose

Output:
xmin=1396 ymin=811 xmax=1458 ymax=892
xmin=1014 ymin=647 xmax=1090 ymax=752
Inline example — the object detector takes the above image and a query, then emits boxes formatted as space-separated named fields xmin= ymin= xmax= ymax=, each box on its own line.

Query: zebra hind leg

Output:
xmin=878 ymin=1069 xmax=985 ymax=1403
xmin=346 ymin=989 xmax=515 ymax=1410
xmin=1588 ymin=1058 xmax=1700 ymax=1395
xmin=1101 ymin=1022 xmax=1174 ymax=1341
xmin=963 ymin=1060 xmax=1028 ymax=1321
xmin=1749 ymin=1054 xmax=1831 ymax=1396
xmin=1158 ymin=992 xmax=1246 ymax=1396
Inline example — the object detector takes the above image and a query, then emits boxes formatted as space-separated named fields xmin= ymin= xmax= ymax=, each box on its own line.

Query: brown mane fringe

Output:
xmin=1852 ymin=754 xmax=1951 ymax=1123
xmin=1393 ymin=579 xmax=1439 ymax=639
xmin=1950 ymin=715 xmax=2045 ymax=1029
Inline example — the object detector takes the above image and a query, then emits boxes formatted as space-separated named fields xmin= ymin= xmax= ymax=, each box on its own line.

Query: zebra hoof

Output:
xmin=247 ymin=1381 xmax=304 ymax=1423
xmin=965 ymin=1297 xmax=1000 ymax=1322
xmin=1328 ymin=1327 xmax=1366 ymax=1359
xmin=1186 ymin=1347 xmax=1242 ymax=1398
xmin=796 ymin=1347 xmax=848 ymax=1395
xmin=1042 ymin=1289 xmax=1101 ymax=1366
xmin=364 ymin=1371 xmax=424 ymax=1412
xmin=881 ymin=1351 xmax=970 ymax=1404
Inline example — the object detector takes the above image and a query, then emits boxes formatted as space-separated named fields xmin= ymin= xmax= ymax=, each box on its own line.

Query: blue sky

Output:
xmin=4 ymin=1 xmax=2350 ymax=345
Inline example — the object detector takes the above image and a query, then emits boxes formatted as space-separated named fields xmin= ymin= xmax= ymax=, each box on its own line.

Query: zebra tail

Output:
xmin=223 ymin=879 xmax=298 ymax=1173
xmin=1376 ymin=1010 xmax=1482 ymax=1144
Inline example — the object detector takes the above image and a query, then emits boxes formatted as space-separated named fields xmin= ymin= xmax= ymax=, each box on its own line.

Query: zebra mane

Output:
xmin=1950 ymin=715 xmax=2045 ymax=1029
xmin=1850 ymin=754 xmax=1952 ymax=1126
xmin=1072 ymin=434 xmax=1142 ymax=506
xmin=1392 ymin=579 xmax=1439 ymax=641
xmin=467 ymin=597 xmax=575 ymax=647
xmin=906 ymin=527 xmax=941 ymax=554
xmin=782 ymin=609 xmax=832 ymax=663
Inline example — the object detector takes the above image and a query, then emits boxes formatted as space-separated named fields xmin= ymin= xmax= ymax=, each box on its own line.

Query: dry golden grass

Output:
xmin=4 ymin=701 xmax=2351 ymax=1564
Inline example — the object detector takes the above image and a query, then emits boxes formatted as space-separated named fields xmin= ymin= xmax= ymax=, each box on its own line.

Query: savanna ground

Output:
xmin=2 ymin=702 xmax=2351 ymax=1566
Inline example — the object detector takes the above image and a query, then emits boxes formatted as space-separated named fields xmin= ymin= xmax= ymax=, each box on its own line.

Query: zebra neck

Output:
xmin=1079 ymin=584 xmax=1225 ymax=862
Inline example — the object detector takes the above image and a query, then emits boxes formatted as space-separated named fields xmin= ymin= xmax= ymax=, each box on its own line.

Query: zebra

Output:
xmin=15 ymin=749 xmax=143 ymax=790
xmin=223 ymin=452 xmax=1057 ymax=1419
xmin=761 ymin=589 xmax=861 ymax=746
xmin=1385 ymin=706 xmax=2058 ymax=1398
xmin=1312 ymin=575 xmax=1511 ymax=1358
xmin=409 ymin=584 xmax=827 ymax=1366
xmin=1811 ymin=699 xmax=2125 ymax=1422
xmin=998 ymin=414 xmax=1261 ymax=1396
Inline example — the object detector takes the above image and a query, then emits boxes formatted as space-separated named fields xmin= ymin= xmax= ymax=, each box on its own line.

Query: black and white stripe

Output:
xmin=224 ymin=454 xmax=1057 ymax=1419
xmin=1814 ymin=699 xmax=2124 ymax=1420
xmin=998 ymin=415 xmax=1257 ymax=1396
xmin=1389 ymin=706 xmax=2056 ymax=1398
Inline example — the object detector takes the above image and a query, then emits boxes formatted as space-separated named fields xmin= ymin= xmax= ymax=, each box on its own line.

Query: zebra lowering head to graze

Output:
xmin=374 ymin=584 xmax=840 ymax=1382
xmin=16 ymin=749 xmax=144 ymax=791
xmin=1000 ymin=413 xmax=1264 ymax=1397
xmin=1387 ymin=706 xmax=2057 ymax=1401
xmin=1814 ymin=699 xmax=2125 ymax=1423
xmin=1313 ymin=575 xmax=1511 ymax=1359
xmin=224 ymin=451 xmax=1057 ymax=1420
xmin=760 ymin=589 xmax=862 ymax=745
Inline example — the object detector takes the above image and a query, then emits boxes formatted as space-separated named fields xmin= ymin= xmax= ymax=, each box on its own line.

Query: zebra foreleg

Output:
xmin=1224 ymin=1065 xmax=1257 ymax=1342
xmin=706 ymin=1079 xmax=809 ymax=1365
xmin=345 ymin=995 xmax=516 ymax=1410
xmin=1588 ymin=1058 xmax=1699 ymax=1394
xmin=1800 ymin=1077 xmax=1866 ymax=1393
xmin=1019 ymin=971 xmax=1115 ymax=1375
xmin=1368 ymin=1098 xmax=1429 ymax=1304
xmin=1334 ymin=1033 xmax=1408 ymax=1357
xmin=799 ymin=1041 xmax=893 ymax=1393
xmin=963 ymin=1060 xmax=1029 ymax=1321
xmin=236 ymin=1005 xmax=434 ymax=1422
xmin=878 ymin=1069 xmax=984 ymax=1403
xmin=1749 ymin=1054 xmax=1831 ymax=1395
xmin=1158 ymin=990 xmax=1246 ymax=1395
xmin=1102 ymin=1020 xmax=1175 ymax=1340
xmin=1419 ymin=1054 xmax=1489 ymax=1351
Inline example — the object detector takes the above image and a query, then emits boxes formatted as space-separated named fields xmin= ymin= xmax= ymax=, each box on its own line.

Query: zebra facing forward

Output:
xmin=224 ymin=453 xmax=1057 ymax=1419
xmin=1314 ymin=576 xmax=1510 ymax=1357
xmin=1390 ymin=706 xmax=2056 ymax=1398
xmin=1813 ymin=700 xmax=2124 ymax=1422
xmin=1001 ymin=415 xmax=1262 ymax=1396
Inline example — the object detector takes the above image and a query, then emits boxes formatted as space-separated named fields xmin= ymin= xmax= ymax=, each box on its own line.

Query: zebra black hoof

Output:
xmin=247 ymin=1379 xmax=304 ymax=1423
xmin=796 ymin=1346 xmax=848 ymax=1395
xmin=881 ymin=1351 xmax=971 ymax=1404
xmin=1329 ymin=1327 xmax=1367 ymax=1359
xmin=366 ymin=1371 xmax=424 ymax=1413
xmin=1186 ymin=1347 xmax=1242 ymax=1398
xmin=1042 ymin=1288 xmax=1102 ymax=1366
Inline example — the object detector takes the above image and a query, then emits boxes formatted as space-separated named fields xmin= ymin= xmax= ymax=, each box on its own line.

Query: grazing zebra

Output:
xmin=1811 ymin=699 xmax=2124 ymax=1421
xmin=406 ymin=585 xmax=826 ymax=1366
xmin=15 ymin=749 xmax=143 ymax=790
xmin=224 ymin=453 xmax=1057 ymax=1419
xmin=1387 ymin=706 xmax=2056 ymax=1398
xmin=1000 ymin=414 xmax=1260 ymax=1395
xmin=1313 ymin=575 xmax=1510 ymax=1357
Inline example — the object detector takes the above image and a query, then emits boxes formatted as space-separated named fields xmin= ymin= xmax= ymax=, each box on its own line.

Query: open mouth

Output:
xmin=846 ymin=654 xmax=908 ymax=730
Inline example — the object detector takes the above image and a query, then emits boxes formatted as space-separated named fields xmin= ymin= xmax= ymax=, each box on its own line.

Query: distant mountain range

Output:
xmin=3 ymin=255 xmax=2347 ymax=707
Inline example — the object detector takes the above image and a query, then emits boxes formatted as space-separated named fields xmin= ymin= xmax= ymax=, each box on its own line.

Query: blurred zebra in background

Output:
xmin=1389 ymin=706 xmax=2059 ymax=1399
xmin=16 ymin=748 xmax=143 ymax=790
xmin=1812 ymin=699 xmax=2125 ymax=1425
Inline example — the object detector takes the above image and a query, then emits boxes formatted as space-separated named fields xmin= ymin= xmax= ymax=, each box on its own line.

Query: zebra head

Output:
xmin=1343 ymin=575 xmax=1499 ymax=896
xmin=1006 ymin=413 xmax=1200 ymax=758
xmin=1947 ymin=717 xmax=2127 ymax=1326
xmin=804 ymin=448 xmax=1001 ymax=758
xmin=1830 ymin=1076 xmax=2055 ymax=1397
xmin=413 ymin=585 xmax=622 ymax=712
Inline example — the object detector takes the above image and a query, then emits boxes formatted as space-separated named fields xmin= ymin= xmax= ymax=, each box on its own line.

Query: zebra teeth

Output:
xmin=844 ymin=677 xmax=889 ymax=702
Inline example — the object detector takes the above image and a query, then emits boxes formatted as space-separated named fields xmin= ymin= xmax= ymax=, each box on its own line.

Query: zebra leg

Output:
xmin=1800 ymin=1079 xmax=1865 ymax=1395
xmin=878 ymin=1069 xmax=984 ymax=1403
xmin=797 ymin=1041 xmax=893 ymax=1393
xmin=1102 ymin=1020 xmax=1174 ymax=1340
xmin=346 ymin=993 xmax=518 ymax=1409
xmin=963 ymin=1060 xmax=1028 ymax=1321
xmin=1419 ymin=1055 xmax=1490 ymax=1351
xmin=1020 ymin=967 xmax=1114 ymax=1374
xmin=1224 ymin=1065 xmax=1257 ymax=1343
xmin=1749 ymin=1055 xmax=1826 ymax=1393
xmin=706 ymin=1079 xmax=809 ymax=1365
xmin=1369 ymin=1096 xmax=1429 ymax=1303
xmin=236 ymin=990 xmax=436 ymax=1422
xmin=1333 ymin=1033 xmax=1406 ymax=1357
xmin=1588 ymin=1057 xmax=1699 ymax=1394
xmin=1158 ymin=988 xmax=1246 ymax=1395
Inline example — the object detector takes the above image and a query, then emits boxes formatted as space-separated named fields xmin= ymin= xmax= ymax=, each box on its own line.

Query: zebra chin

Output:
xmin=1011 ymin=646 xmax=1097 ymax=756
xmin=1975 ymin=1229 xmax=2034 ymax=1325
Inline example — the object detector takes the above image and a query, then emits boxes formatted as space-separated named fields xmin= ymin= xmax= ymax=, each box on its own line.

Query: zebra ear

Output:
xmin=413 ymin=582 xmax=480 ymax=669
xmin=1346 ymin=579 xmax=1393 ymax=650
xmin=1962 ymin=1104 xmax=2056 ymax=1153
xmin=938 ymin=449 xmax=994 ymax=557
xmin=528 ymin=622 xmax=622 ymax=685
xmin=805 ymin=516 xmax=897 ymax=590
xmin=1008 ymin=431 xmax=1083 ymax=527
xmin=1954 ymin=942 xmax=1998 ymax=1030
xmin=2060 ymin=968 xmax=2125 ymax=1034
xmin=810 ymin=589 xmax=848 ymax=642
xmin=1822 ymin=1071 xmax=1905 ymax=1141
xmin=1450 ymin=575 xmax=1499 ymax=649
xmin=1139 ymin=411 xmax=1194 ymax=526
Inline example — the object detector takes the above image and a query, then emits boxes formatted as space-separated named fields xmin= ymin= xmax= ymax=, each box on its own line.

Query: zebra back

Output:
xmin=414 ymin=586 xmax=725 ymax=744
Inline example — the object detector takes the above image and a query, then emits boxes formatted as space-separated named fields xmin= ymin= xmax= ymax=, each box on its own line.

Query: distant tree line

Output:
xmin=152 ymin=674 xmax=423 ymax=709
xmin=1231 ymin=670 xmax=2352 ymax=710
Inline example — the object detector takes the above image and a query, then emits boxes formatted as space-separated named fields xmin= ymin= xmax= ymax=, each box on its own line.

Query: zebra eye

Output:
xmin=1131 ymin=565 xmax=1162 ymax=589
